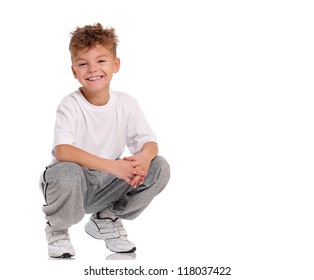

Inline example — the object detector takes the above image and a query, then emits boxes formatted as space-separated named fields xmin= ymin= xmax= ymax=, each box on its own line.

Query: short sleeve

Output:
xmin=126 ymin=98 xmax=157 ymax=154
xmin=52 ymin=97 xmax=78 ymax=155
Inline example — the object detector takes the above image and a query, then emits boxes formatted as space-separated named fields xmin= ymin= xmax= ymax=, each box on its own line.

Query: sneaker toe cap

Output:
xmin=106 ymin=238 xmax=136 ymax=253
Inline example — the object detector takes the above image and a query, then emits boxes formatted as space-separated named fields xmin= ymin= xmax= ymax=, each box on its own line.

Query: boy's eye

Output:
xmin=78 ymin=63 xmax=87 ymax=67
xmin=98 ymin=60 xmax=106 ymax=64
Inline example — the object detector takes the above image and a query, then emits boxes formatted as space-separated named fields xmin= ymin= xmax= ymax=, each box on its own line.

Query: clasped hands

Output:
xmin=112 ymin=153 xmax=151 ymax=189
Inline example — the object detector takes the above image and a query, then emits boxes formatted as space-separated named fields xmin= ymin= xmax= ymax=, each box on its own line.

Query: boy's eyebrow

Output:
xmin=75 ymin=57 xmax=86 ymax=61
xmin=75 ymin=54 xmax=110 ymax=61
xmin=97 ymin=54 xmax=110 ymax=58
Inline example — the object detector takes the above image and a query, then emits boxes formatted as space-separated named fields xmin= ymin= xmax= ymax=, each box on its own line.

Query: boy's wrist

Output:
xmin=100 ymin=158 xmax=115 ymax=174
xmin=140 ymin=142 xmax=158 ymax=162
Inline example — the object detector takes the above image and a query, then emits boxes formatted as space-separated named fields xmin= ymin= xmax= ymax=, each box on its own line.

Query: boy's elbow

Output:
xmin=54 ymin=144 xmax=70 ymax=162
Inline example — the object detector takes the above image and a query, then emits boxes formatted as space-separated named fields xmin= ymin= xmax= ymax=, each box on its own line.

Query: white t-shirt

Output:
xmin=51 ymin=89 xmax=157 ymax=163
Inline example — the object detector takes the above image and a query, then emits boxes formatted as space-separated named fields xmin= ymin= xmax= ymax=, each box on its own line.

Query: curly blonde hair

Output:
xmin=69 ymin=23 xmax=119 ymax=59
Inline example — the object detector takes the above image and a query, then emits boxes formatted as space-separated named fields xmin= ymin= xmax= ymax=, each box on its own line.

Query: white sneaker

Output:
xmin=45 ymin=224 xmax=75 ymax=258
xmin=85 ymin=213 xmax=136 ymax=253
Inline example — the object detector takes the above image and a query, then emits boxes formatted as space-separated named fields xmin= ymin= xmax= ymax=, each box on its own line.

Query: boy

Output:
xmin=39 ymin=23 xmax=170 ymax=258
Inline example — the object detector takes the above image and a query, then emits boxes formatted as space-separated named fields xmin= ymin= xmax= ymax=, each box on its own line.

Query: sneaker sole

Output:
xmin=59 ymin=253 xmax=73 ymax=258
xmin=50 ymin=253 xmax=74 ymax=258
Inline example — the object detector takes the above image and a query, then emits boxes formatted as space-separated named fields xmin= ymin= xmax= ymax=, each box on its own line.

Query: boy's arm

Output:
xmin=139 ymin=141 xmax=158 ymax=163
xmin=54 ymin=144 xmax=144 ymax=185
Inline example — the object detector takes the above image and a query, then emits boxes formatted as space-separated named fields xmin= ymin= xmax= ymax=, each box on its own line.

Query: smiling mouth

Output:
xmin=86 ymin=75 xmax=103 ymax=81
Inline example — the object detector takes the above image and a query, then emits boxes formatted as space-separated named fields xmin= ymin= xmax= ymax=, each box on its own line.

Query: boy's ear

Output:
xmin=71 ymin=65 xmax=78 ymax=79
xmin=114 ymin=57 xmax=120 ymax=73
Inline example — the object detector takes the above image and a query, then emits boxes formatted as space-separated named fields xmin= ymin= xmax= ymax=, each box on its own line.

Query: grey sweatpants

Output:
xmin=40 ymin=156 xmax=170 ymax=230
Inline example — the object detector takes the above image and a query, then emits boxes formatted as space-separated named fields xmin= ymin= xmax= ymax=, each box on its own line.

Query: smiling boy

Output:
xmin=40 ymin=23 xmax=170 ymax=258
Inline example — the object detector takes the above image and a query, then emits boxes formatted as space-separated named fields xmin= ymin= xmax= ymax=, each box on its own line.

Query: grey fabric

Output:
xmin=40 ymin=156 xmax=170 ymax=230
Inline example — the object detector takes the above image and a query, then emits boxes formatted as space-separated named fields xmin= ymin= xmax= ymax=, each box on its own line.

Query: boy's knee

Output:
xmin=55 ymin=161 xmax=84 ymax=176
xmin=43 ymin=162 xmax=86 ymax=207
xmin=148 ymin=156 xmax=171 ymax=190
xmin=154 ymin=156 xmax=170 ymax=182
xmin=45 ymin=162 xmax=85 ymax=190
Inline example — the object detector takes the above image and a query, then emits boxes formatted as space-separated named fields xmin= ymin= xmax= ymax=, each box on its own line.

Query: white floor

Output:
xmin=2 ymin=1 xmax=313 ymax=279
xmin=5 ymin=189 xmax=312 ymax=280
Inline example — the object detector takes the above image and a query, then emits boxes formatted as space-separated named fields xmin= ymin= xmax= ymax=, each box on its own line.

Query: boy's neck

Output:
xmin=80 ymin=87 xmax=110 ymax=106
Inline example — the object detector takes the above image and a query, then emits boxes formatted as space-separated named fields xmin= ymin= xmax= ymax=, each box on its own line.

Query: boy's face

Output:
xmin=71 ymin=45 xmax=120 ymax=95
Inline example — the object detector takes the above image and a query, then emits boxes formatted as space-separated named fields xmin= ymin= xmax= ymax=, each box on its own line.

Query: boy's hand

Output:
xmin=124 ymin=153 xmax=152 ymax=188
xmin=110 ymin=159 xmax=145 ymax=185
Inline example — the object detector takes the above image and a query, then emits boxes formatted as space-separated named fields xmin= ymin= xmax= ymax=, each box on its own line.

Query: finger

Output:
xmin=133 ymin=169 xmax=144 ymax=177
xmin=139 ymin=177 xmax=145 ymax=185
xmin=123 ymin=176 xmax=131 ymax=185
xmin=131 ymin=160 xmax=141 ymax=167
xmin=133 ymin=166 xmax=144 ymax=176
xmin=130 ymin=175 xmax=140 ymax=185
xmin=124 ymin=155 xmax=136 ymax=161
xmin=134 ymin=166 xmax=147 ymax=177
xmin=130 ymin=175 xmax=141 ymax=188
xmin=133 ymin=176 xmax=145 ymax=187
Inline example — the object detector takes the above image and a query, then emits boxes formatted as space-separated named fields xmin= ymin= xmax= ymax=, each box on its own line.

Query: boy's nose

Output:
xmin=87 ymin=64 xmax=97 ymax=72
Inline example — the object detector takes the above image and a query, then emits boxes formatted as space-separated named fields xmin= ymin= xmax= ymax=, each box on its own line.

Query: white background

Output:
xmin=0 ymin=0 xmax=313 ymax=279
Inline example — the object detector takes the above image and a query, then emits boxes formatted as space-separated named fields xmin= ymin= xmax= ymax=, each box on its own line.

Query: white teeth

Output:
xmin=87 ymin=76 xmax=102 ymax=81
